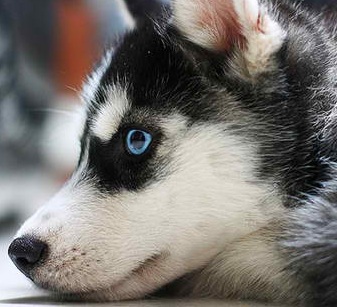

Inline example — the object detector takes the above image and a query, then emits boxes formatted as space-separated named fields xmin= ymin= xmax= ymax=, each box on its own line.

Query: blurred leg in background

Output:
xmin=0 ymin=0 xmax=53 ymax=230
xmin=0 ymin=0 xmax=21 ymax=229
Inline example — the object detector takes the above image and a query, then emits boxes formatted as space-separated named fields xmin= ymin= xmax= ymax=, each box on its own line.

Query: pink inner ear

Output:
xmin=197 ymin=0 xmax=246 ymax=51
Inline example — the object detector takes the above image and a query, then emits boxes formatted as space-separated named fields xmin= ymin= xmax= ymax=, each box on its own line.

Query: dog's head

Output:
xmin=9 ymin=0 xmax=291 ymax=301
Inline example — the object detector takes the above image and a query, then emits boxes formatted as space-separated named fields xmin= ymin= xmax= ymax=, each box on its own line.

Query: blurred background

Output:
xmin=0 ymin=0 xmax=335 ymax=279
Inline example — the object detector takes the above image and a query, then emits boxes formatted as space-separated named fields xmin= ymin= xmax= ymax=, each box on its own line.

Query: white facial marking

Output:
xmin=91 ymin=85 xmax=130 ymax=142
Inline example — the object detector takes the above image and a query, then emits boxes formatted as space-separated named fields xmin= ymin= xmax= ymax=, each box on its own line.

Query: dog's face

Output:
xmin=11 ymin=0 xmax=288 ymax=301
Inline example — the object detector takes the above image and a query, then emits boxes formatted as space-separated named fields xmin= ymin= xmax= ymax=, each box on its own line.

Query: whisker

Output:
xmin=30 ymin=108 xmax=77 ymax=118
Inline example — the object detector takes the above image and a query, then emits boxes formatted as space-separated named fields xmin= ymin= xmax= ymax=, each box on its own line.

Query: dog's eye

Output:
xmin=126 ymin=129 xmax=152 ymax=156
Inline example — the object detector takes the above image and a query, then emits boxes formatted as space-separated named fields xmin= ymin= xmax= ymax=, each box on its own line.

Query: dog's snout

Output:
xmin=8 ymin=237 xmax=47 ymax=277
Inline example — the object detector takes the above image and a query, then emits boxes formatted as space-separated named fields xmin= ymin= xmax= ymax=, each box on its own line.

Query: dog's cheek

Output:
xmin=121 ymin=124 xmax=284 ymax=264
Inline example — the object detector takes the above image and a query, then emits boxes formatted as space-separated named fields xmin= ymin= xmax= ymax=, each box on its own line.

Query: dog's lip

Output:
xmin=59 ymin=251 xmax=169 ymax=299
xmin=108 ymin=251 xmax=169 ymax=290
xmin=129 ymin=252 xmax=166 ymax=277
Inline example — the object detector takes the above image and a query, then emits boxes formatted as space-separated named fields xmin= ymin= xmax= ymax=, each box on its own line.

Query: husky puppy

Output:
xmin=8 ymin=0 xmax=337 ymax=306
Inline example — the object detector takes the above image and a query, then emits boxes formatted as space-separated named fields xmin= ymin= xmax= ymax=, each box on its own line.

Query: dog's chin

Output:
xmin=34 ymin=252 xmax=174 ymax=302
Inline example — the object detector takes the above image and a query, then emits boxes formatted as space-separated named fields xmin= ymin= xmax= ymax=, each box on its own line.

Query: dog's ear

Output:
xmin=173 ymin=0 xmax=286 ymax=76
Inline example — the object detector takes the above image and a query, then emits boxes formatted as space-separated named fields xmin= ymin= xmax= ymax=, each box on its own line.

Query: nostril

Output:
xmin=8 ymin=237 xmax=48 ymax=277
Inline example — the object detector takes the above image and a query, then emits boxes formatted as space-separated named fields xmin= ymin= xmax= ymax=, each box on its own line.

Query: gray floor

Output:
xmin=0 ymin=232 xmax=285 ymax=307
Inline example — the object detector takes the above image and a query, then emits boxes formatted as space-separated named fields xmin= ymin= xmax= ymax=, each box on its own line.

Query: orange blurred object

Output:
xmin=54 ymin=0 xmax=98 ymax=94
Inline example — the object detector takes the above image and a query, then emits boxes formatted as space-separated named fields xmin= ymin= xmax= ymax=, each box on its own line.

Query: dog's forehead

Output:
xmin=82 ymin=20 xmax=209 ymax=141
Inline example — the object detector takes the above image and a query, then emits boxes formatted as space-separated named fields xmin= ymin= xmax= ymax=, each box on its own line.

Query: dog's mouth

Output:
xmin=130 ymin=252 xmax=165 ymax=276
xmin=80 ymin=252 xmax=169 ymax=301
xmin=41 ymin=251 xmax=170 ymax=301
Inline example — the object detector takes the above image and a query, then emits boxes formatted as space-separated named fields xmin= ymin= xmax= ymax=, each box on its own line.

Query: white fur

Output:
xmin=233 ymin=0 xmax=286 ymax=76
xmin=17 ymin=114 xmax=285 ymax=301
xmin=173 ymin=0 xmax=216 ymax=50
xmin=179 ymin=228 xmax=302 ymax=304
xmin=91 ymin=84 xmax=130 ymax=142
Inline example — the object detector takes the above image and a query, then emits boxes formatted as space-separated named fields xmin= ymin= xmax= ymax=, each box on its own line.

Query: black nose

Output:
xmin=8 ymin=237 xmax=47 ymax=277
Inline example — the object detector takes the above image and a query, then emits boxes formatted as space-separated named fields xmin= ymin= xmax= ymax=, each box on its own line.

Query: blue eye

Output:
xmin=126 ymin=129 xmax=152 ymax=156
